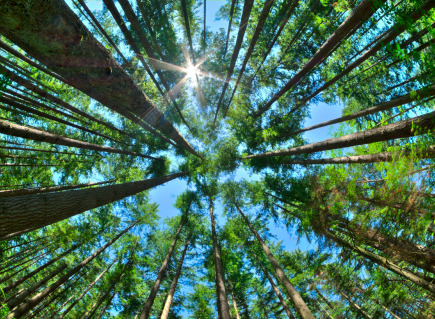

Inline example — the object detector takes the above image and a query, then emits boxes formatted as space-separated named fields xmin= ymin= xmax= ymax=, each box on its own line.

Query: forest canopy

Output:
xmin=0 ymin=0 xmax=435 ymax=317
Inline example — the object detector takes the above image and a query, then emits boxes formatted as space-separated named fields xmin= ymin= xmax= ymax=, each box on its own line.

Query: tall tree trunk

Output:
xmin=214 ymin=0 xmax=255 ymax=124
xmin=209 ymin=197 xmax=232 ymax=319
xmin=255 ymin=0 xmax=385 ymax=117
xmin=0 ymin=119 xmax=158 ymax=160
xmin=1 ymin=245 xmax=77 ymax=292
xmin=224 ymin=0 xmax=275 ymax=116
xmin=75 ymin=0 xmax=128 ymax=64
xmin=235 ymin=204 xmax=314 ymax=319
xmin=1 ymin=68 xmax=126 ymax=137
xmin=340 ymin=291 xmax=373 ymax=319
xmin=160 ymin=236 xmax=190 ymax=319
xmin=5 ymin=263 xmax=68 ymax=311
xmin=228 ymin=281 xmax=241 ymax=319
xmin=224 ymin=0 xmax=237 ymax=55
xmin=322 ymin=229 xmax=435 ymax=294
xmin=280 ymin=85 xmax=435 ymax=138
xmin=139 ymin=219 xmax=185 ymax=319
xmin=0 ymin=171 xmax=187 ymax=239
xmin=0 ymin=0 xmax=199 ymax=157
xmin=241 ymin=297 xmax=251 ymax=319
xmin=95 ymin=291 xmax=117 ymax=319
xmin=27 ymin=270 xmax=87 ymax=319
xmin=0 ymin=145 xmax=85 ymax=156
xmin=0 ymin=180 xmax=114 ymax=198
xmin=297 ymin=0 xmax=435 ymax=110
xmin=0 ymin=40 xmax=63 ymax=81
xmin=0 ymin=251 xmax=51 ymax=284
xmin=335 ymin=220 xmax=435 ymax=274
xmin=251 ymin=252 xmax=295 ymax=319
xmin=0 ymin=95 xmax=124 ymax=144
xmin=5 ymin=221 xmax=137 ymax=318
xmin=244 ymin=110 xmax=435 ymax=159
xmin=313 ymin=286 xmax=333 ymax=310
xmin=116 ymin=0 xmax=191 ymax=132
xmin=58 ymin=258 xmax=117 ymax=319
xmin=249 ymin=0 xmax=299 ymax=83
xmin=83 ymin=269 xmax=126 ymax=319
xmin=279 ymin=146 xmax=435 ymax=165
xmin=0 ymin=236 xmax=49 ymax=254
xmin=315 ymin=298 xmax=334 ymax=319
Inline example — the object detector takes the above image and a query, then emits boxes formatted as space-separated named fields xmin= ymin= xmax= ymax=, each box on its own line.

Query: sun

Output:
xmin=186 ymin=65 xmax=197 ymax=78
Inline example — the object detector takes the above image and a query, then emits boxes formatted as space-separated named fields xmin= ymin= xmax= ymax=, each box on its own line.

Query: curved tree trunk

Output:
xmin=255 ymin=0 xmax=385 ymax=117
xmin=244 ymin=110 xmax=435 ymax=159
xmin=160 ymin=236 xmax=190 ymax=319
xmin=5 ymin=221 xmax=137 ymax=318
xmin=224 ymin=0 xmax=275 ymax=116
xmin=0 ymin=171 xmax=187 ymax=239
xmin=0 ymin=180 xmax=114 ymax=198
xmin=0 ymin=0 xmax=199 ymax=157
xmin=251 ymin=252 xmax=295 ymax=319
xmin=214 ymin=0 xmax=255 ymax=124
xmin=139 ymin=219 xmax=185 ymax=319
xmin=209 ymin=197 xmax=232 ymax=319
xmin=235 ymin=204 xmax=314 ymax=319
xmin=0 ymin=119 xmax=158 ymax=160
xmin=58 ymin=258 xmax=117 ymax=319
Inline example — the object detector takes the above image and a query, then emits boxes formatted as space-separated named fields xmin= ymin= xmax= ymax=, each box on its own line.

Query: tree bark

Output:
xmin=224 ymin=0 xmax=275 ymax=117
xmin=5 ymin=221 xmax=137 ymax=318
xmin=296 ymin=0 xmax=435 ymax=110
xmin=244 ymin=111 xmax=435 ymax=159
xmin=0 ymin=171 xmax=187 ymax=239
xmin=0 ymin=145 xmax=84 ymax=156
xmin=160 ymin=236 xmax=190 ymax=319
xmin=0 ymin=180 xmax=114 ymax=198
xmin=255 ymin=0 xmax=384 ymax=117
xmin=214 ymin=0 xmax=255 ymax=124
xmin=251 ymin=252 xmax=295 ymax=319
xmin=209 ymin=197 xmax=232 ymax=319
xmin=235 ymin=204 xmax=314 ymax=319
xmin=281 ymin=85 xmax=435 ymax=138
xmin=139 ymin=219 xmax=185 ymax=319
xmin=0 ymin=0 xmax=199 ymax=157
xmin=0 ymin=119 xmax=159 ymax=160
xmin=58 ymin=258 xmax=117 ymax=319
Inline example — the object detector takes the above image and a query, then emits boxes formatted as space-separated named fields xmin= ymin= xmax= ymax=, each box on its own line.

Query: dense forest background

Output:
xmin=0 ymin=0 xmax=435 ymax=317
